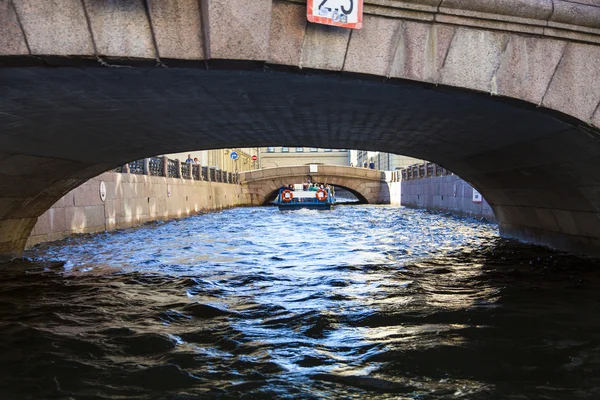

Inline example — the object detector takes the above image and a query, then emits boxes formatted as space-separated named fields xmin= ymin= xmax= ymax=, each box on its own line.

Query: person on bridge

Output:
xmin=186 ymin=154 xmax=194 ymax=163
xmin=369 ymin=159 xmax=375 ymax=169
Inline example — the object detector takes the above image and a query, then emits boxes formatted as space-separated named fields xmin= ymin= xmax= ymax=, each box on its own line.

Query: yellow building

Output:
xmin=259 ymin=147 xmax=350 ymax=168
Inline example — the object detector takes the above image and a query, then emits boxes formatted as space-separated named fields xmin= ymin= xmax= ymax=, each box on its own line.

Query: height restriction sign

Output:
xmin=307 ymin=0 xmax=363 ymax=30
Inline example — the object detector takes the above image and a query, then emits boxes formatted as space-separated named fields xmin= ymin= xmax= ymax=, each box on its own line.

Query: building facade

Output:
xmin=167 ymin=148 xmax=259 ymax=173
xmin=167 ymin=148 xmax=418 ymax=173
xmin=355 ymin=150 xmax=421 ymax=170
xmin=260 ymin=147 xmax=350 ymax=168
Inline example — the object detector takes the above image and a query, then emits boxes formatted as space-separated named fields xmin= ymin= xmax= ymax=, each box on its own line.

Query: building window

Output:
xmin=266 ymin=147 xmax=275 ymax=153
xmin=281 ymin=147 xmax=289 ymax=152
xmin=310 ymin=148 xmax=318 ymax=152
xmin=338 ymin=149 xmax=346 ymax=152
xmin=324 ymin=148 xmax=332 ymax=152
xmin=296 ymin=147 xmax=304 ymax=152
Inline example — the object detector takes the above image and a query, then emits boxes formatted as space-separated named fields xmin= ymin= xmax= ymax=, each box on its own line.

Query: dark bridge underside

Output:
xmin=1 ymin=63 xmax=600 ymax=256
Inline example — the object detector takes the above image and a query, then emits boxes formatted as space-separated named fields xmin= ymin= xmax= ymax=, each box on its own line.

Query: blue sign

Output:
xmin=230 ymin=151 xmax=238 ymax=160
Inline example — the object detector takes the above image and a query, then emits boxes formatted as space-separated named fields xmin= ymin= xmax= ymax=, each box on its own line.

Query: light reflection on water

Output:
xmin=0 ymin=205 xmax=598 ymax=399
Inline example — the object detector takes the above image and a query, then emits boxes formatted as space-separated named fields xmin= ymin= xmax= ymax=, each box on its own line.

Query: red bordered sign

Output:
xmin=307 ymin=0 xmax=363 ymax=30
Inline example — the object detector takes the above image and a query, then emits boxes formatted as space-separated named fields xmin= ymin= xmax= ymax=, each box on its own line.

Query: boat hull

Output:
xmin=274 ymin=188 xmax=335 ymax=211
xmin=277 ymin=203 xmax=334 ymax=211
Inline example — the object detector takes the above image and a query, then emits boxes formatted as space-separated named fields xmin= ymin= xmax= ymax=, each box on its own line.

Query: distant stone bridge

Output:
xmin=239 ymin=165 xmax=389 ymax=205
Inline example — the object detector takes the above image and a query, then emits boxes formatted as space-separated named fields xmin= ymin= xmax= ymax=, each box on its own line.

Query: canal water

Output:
xmin=2 ymin=205 xmax=600 ymax=399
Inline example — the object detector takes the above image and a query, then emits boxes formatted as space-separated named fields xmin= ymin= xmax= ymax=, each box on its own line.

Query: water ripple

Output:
xmin=0 ymin=205 xmax=597 ymax=399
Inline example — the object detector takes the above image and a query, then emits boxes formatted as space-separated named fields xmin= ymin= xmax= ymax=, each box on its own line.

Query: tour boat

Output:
xmin=274 ymin=185 xmax=335 ymax=211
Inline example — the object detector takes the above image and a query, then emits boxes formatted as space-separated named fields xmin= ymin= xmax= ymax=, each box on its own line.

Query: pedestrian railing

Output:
xmin=181 ymin=162 xmax=190 ymax=179
xmin=113 ymin=156 xmax=240 ymax=184
xmin=149 ymin=157 xmax=164 ymax=176
xmin=128 ymin=159 xmax=145 ymax=175
xmin=192 ymin=164 xmax=201 ymax=180
xmin=389 ymin=162 xmax=454 ymax=182
xmin=167 ymin=159 xmax=179 ymax=178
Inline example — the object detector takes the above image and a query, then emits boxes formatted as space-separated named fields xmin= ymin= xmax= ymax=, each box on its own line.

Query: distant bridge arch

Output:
xmin=239 ymin=165 xmax=389 ymax=205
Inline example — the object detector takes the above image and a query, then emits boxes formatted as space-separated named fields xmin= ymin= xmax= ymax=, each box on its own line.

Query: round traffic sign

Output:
xmin=252 ymin=155 xmax=257 ymax=161
xmin=230 ymin=151 xmax=238 ymax=160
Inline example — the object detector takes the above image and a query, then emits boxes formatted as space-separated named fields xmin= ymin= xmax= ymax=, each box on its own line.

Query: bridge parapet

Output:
xmin=3 ymin=0 xmax=599 ymax=60
xmin=370 ymin=0 xmax=600 ymax=42
xmin=394 ymin=162 xmax=455 ymax=182
xmin=239 ymin=165 xmax=386 ymax=183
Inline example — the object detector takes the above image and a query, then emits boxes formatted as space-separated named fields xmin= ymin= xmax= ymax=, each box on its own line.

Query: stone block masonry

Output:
xmin=26 ymin=171 xmax=249 ymax=248
xmin=400 ymin=176 xmax=495 ymax=221
xmin=390 ymin=165 xmax=495 ymax=221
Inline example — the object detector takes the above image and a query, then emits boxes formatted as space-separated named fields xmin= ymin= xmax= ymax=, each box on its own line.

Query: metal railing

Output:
xmin=192 ymin=164 xmax=201 ymax=180
xmin=112 ymin=157 xmax=239 ymax=184
xmin=128 ymin=159 xmax=145 ymax=175
xmin=149 ymin=157 xmax=164 ymax=176
xmin=167 ymin=159 xmax=179 ymax=178
xmin=181 ymin=162 xmax=191 ymax=180
xmin=391 ymin=162 xmax=454 ymax=182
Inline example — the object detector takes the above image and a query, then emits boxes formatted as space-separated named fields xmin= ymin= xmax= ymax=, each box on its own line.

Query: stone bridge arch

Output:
xmin=1 ymin=0 xmax=600 ymax=257
xmin=239 ymin=165 xmax=389 ymax=205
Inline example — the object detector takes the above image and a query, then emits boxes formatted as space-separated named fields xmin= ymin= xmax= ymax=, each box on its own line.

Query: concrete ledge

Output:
xmin=440 ymin=0 xmax=553 ymax=22
xmin=359 ymin=0 xmax=600 ymax=43
xmin=551 ymin=1 xmax=600 ymax=33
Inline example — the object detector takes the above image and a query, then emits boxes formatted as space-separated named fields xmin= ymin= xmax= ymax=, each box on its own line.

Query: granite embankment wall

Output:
xmin=26 ymin=171 xmax=247 ymax=248
xmin=389 ymin=165 xmax=495 ymax=221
